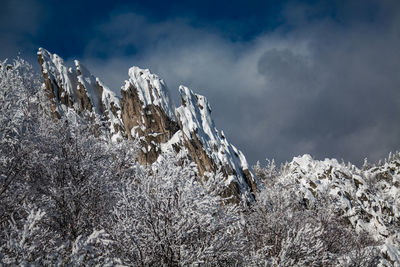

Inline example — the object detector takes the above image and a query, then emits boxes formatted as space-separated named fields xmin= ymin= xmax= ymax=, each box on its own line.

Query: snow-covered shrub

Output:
xmin=253 ymin=159 xmax=278 ymax=186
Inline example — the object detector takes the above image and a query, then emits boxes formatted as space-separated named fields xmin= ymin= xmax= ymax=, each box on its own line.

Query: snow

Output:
xmin=176 ymin=85 xmax=259 ymax=195
xmin=38 ymin=48 xmax=78 ymax=103
xmin=96 ymin=78 xmax=123 ymax=136
xmin=160 ymin=130 xmax=183 ymax=152
xmin=38 ymin=48 xmax=125 ymax=140
xmin=281 ymin=154 xmax=400 ymax=240
xmin=382 ymin=238 xmax=400 ymax=266
xmin=74 ymin=61 xmax=101 ymax=112
xmin=123 ymin=66 xmax=176 ymax=120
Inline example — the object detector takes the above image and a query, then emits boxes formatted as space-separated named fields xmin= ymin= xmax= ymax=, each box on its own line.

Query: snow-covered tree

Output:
xmin=253 ymin=158 xmax=278 ymax=186
xmin=0 ymin=203 xmax=114 ymax=266
xmin=27 ymin=116 xmax=116 ymax=239
xmin=0 ymin=58 xmax=42 ymax=236
xmin=110 ymin=152 xmax=245 ymax=265
xmin=0 ymin=59 xmax=134 ymax=264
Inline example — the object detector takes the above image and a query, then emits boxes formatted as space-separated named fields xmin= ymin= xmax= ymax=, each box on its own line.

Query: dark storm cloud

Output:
xmin=252 ymin=1 xmax=400 ymax=164
xmin=1 ymin=0 xmax=399 ymax=166
xmin=82 ymin=1 xmax=400 ymax=166
xmin=256 ymin=39 xmax=400 ymax=164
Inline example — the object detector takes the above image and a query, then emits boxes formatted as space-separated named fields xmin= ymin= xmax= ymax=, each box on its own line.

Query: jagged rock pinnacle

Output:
xmin=37 ymin=48 xmax=259 ymax=201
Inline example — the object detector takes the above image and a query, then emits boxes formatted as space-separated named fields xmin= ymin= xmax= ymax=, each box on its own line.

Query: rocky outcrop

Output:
xmin=176 ymin=86 xmax=258 ymax=200
xmin=37 ymin=48 xmax=259 ymax=199
xmin=121 ymin=67 xmax=179 ymax=164
xmin=37 ymin=48 xmax=125 ymax=140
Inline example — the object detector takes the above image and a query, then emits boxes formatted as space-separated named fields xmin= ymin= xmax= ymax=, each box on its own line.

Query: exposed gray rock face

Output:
xmin=37 ymin=48 xmax=259 ymax=200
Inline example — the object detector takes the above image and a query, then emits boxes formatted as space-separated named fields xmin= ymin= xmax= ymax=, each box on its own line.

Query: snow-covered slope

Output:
xmin=270 ymin=153 xmax=400 ymax=265
xmin=37 ymin=48 xmax=259 ymax=200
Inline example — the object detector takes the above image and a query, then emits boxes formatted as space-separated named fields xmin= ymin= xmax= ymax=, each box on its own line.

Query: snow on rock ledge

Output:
xmin=37 ymin=48 xmax=125 ymax=140
xmin=176 ymin=85 xmax=259 ymax=200
xmin=123 ymin=66 xmax=176 ymax=120
xmin=120 ymin=66 xmax=179 ymax=164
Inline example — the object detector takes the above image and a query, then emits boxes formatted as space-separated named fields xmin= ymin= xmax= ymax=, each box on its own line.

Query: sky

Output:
xmin=1 ymin=0 xmax=400 ymax=166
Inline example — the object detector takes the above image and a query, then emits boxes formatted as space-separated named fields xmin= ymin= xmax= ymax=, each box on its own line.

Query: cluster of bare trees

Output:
xmin=0 ymin=59 xmax=387 ymax=266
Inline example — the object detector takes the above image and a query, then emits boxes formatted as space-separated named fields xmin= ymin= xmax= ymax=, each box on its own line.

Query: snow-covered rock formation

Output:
xmin=175 ymin=86 xmax=257 ymax=197
xmin=38 ymin=48 xmax=124 ymax=141
xmin=266 ymin=153 xmax=400 ymax=265
xmin=37 ymin=48 xmax=259 ymax=201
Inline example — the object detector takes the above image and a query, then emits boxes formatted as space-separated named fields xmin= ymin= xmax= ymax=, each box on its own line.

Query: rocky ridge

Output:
xmin=37 ymin=48 xmax=259 ymax=201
